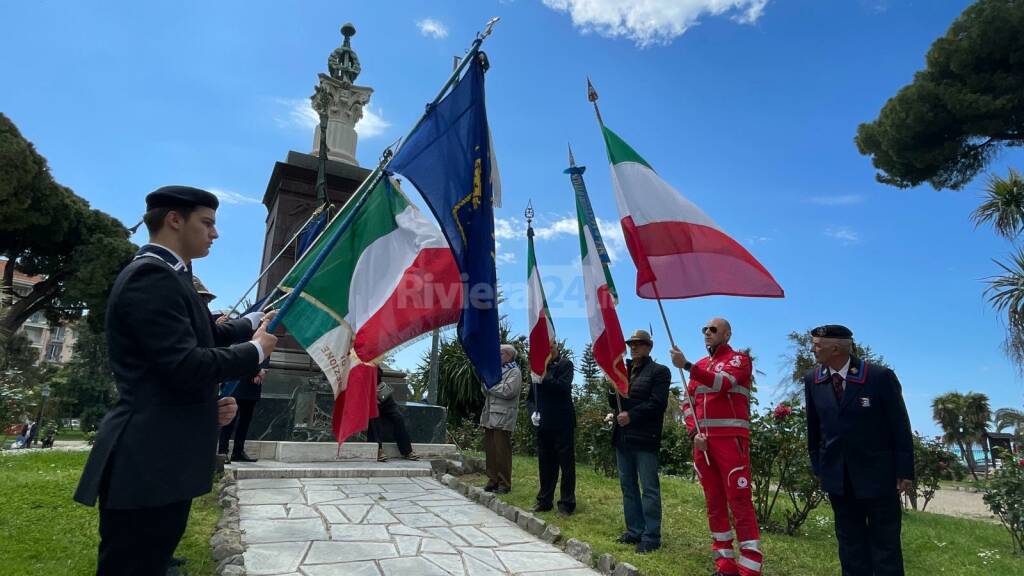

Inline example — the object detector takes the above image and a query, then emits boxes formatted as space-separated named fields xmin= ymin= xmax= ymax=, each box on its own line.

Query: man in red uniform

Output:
xmin=671 ymin=317 xmax=762 ymax=576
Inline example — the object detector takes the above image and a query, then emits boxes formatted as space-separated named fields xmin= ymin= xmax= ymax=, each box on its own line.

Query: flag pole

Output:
xmin=524 ymin=201 xmax=541 ymax=417
xmin=264 ymin=18 xmax=502 ymax=335
xmin=588 ymin=77 xmax=707 ymax=460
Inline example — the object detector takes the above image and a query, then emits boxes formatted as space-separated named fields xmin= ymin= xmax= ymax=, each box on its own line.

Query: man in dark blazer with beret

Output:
xmin=74 ymin=186 xmax=280 ymax=575
xmin=804 ymin=325 xmax=913 ymax=576
xmin=526 ymin=352 xmax=577 ymax=516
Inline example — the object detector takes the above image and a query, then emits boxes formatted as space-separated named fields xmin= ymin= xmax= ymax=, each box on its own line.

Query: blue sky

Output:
xmin=3 ymin=0 xmax=1022 ymax=436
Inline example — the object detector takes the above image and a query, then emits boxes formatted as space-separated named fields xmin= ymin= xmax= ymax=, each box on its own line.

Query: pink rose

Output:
xmin=773 ymin=404 xmax=793 ymax=421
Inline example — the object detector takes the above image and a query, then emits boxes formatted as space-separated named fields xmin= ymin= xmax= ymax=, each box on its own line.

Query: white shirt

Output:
xmin=828 ymin=358 xmax=851 ymax=391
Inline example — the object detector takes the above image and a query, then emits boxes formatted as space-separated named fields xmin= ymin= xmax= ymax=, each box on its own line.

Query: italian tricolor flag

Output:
xmin=602 ymin=125 xmax=784 ymax=300
xmin=576 ymin=194 xmax=629 ymax=395
xmin=279 ymin=177 xmax=462 ymax=443
xmin=527 ymin=229 xmax=556 ymax=382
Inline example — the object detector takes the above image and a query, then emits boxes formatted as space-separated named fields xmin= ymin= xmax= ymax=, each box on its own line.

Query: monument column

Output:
xmin=311 ymin=23 xmax=373 ymax=166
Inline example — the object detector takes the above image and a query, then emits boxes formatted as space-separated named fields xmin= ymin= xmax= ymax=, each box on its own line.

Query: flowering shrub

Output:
xmin=983 ymin=447 xmax=1024 ymax=553
xmin=750 ymin=404 xmax=826 ymax=535
xmin=906 ymin=433 xmax=961 ymax=511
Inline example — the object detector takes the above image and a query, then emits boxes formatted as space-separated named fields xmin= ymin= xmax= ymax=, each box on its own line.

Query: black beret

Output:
xmin=811 ymin=324 xmax=853 ymax=339
xmin=145 ymin=185 xmax=219 ymax=211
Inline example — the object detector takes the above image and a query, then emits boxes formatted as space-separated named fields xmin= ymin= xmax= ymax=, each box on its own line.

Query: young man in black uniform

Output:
xmin=74 ymin=186 xmax=279 ymax=575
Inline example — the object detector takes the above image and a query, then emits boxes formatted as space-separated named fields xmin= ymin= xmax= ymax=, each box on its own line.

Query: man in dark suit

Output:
xmin=804 ymin=324 xmax=913 ymax=576
xmin=610 ymin=329 xmax=671 ymax=554
xmin=74 ymin=186 xmax=279 ymax=576
xmin=526 ymin=352 xmax=576 ymax=516
xmin=218 ymin=368 xmax=266 ymax=463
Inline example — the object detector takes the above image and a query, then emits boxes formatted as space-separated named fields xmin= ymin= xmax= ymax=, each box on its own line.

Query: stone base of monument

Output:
xmin=227 ymin=458 xmax=434 ymax=479
xmin=239 ymin=440 xmax=459 ymax=462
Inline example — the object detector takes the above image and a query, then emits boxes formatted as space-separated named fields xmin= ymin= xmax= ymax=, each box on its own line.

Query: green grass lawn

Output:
xmin=0 ymin=450 xmax=221 ymax=575
xmin=464 ymin=455 xmax=1021 ymax=576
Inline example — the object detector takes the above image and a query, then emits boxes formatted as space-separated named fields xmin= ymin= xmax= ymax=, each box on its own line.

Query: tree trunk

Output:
xmin=1 ymin=248 xmax=23 ymax=307
xmin=958 ymin=440 xmax=979 ymax=481
xmin=0 ymin=271 xmax=65 ymax=340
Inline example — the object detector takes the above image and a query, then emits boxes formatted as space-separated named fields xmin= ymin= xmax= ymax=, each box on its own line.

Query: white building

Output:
xmin=0 ymin=259 xmax=77 ymax=364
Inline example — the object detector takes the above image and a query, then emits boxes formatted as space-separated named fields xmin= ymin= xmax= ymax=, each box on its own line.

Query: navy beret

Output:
xmin=145 ymin=185 xmax=219 ymax=211
xmin=811 ymin=324 xmax=853 ymax=339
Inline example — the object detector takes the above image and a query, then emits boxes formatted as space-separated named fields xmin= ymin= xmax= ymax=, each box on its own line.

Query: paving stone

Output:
xmin=337 ymin=504 xmax=371 ymax=523
xmin=461 ymin=548 xmax=505 ymax=571
xmin=238 ymin=488 xmax=304 ymax=505
xmin=286 ymin=504 xmax=319 ymax=518
xmin=394 ymin=512 xmax=447 ymax=527
xmin=420 ymin=537 xmax=456 ymax=554
xmin=242 ymin=541 xmax=308 ymax=575
xmin=362 ymin=505 xmax=399 ymax=524
xmin=496 ymin=550 xmax=586 ymax=573
xmin=450 ymin=526 xmax=498 ymax=547
xmin=496 ymin=542 xmax=560 ymax=553
xmin=378 ymin=556 xmax=449 ymax=576
xmin=423 ymin=527 xmax=467 ymax=546
xmin=240 ymin=504 xmax=287 ymax=520
xmin=301 ymin=561 xmax=382 ymax=576
xmin=418 ymin=499 xmax=471 ymax=508
xmin=394 ymin=535 xmax=421 ymax=556
xmin=329 ymin=524 xmax=390 ymax=541
xmin=344 ymin=484 xmax=386 ymax=494
xmin=383 ymin=484 xmax=428 ymax=493
xmin=240 ymin=518 xmax=328 ymax=544
xmin=316 ymin=505 xmax=349 ymax=524
xmin=464 ymin=555 xmax=505 ymax=576
xmin=305 ymin=541 xmax=397 ymax=564
xmin=306 ymin=491 xmax=352 ymax=505
xmin=479 ymin=526 xmax=532 ymax=545
xmin=526 ymin=570 xmax=600 ymax=576
xmin=443 ymin=505 xmax=500 ymax=526
xmin=327 ymin=496 xmax=375 ymax=505
xmin=424 ymin=552 xmax=466 ymax=575
xmin=238 ymin=478 xmax=303 ymax=490
xmin=388 ymin=524 xmax=429 ymax=537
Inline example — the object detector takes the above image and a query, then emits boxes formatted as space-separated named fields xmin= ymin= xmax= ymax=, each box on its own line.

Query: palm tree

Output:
xmin=994 ymin=407 xmax=1024 ymax=437
xmin=962 ymin=392 xmax=992 ymax=471
xmin=932 ymin=392 xmax=980 ymax=480
xmin=971 ymin=168 xmax=1024 ymax=239
xmin=984 ymin=247 xmax=1024 ymax=368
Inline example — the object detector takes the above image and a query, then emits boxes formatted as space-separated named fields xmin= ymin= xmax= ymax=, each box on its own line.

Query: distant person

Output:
xmin=25 ymin=420 xmax=38 ymax=448
xmin=610 ymin=329 xmax=671 ymax=554
xmin=804 ymin=325 xmax=914 ymax=576
xmin=672 ymin=318 xmax=761 ymax=576
xmin=73 ymin=186 xmax=279 ymax=575
xmin=368 ymin=366 xmax=419 ymax=462
xmin=526 ymin=351 xmax=576 ymax=516
xmin=480 ymin=344 xmax=522 ymax=494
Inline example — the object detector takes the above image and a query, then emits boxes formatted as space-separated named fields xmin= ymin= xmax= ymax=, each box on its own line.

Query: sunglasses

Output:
xmin=701 ymin=326 xmax=718 ymax=335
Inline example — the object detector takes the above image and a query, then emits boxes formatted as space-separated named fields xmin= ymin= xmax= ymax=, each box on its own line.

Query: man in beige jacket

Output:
xmin=480 ymin=344 xmax=523 ymax=494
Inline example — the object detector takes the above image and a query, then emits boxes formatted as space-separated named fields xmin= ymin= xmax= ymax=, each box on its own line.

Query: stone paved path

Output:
xmin=238 ymin=475 xmax=599 ymax=576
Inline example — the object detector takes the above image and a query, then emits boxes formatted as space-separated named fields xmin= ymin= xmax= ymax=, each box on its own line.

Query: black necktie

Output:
xmin=832 ymin=372 xmax=844 ymax=403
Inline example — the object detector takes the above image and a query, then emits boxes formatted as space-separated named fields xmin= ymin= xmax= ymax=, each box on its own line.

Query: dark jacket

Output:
xmin=526 ymin=356 xmax=575 ymax=431
xmin=804 ymin=356 xmax=914 ymax=499
xmin=75 ymin=247 xmax=260 ymax=509
xmin=609 ymin=356 xmax=671 ymax=451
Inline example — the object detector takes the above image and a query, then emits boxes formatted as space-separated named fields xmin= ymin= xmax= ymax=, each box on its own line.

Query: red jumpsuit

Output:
xmin=682 ymin=344 xmax=762 ymax=576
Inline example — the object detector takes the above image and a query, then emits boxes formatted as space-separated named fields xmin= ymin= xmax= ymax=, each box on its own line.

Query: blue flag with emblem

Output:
xmin=387 ymin=55 xmax=500 ymax=387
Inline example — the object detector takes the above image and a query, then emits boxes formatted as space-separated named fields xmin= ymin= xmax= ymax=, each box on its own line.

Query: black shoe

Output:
xmin=494 ymin=486 xmax=510 ymax=494
xmin=483 ymin=484 xmax=498 ymax=493
xmin=615 ymin=533 xmax=641 ymax=545
xmin=531 ymin=503 xmax=553 ymax=513
xmin=231 ymin=451 xmax=258 ymax=463
xmin=556 ymin=508 xmax=573 ymax=518
xmin=635 ymin=541 xmax=660 ymax=554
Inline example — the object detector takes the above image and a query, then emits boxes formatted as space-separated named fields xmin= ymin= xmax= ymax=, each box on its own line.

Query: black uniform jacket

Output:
xmin=804 ymin=356 xmax=914 ymax=498
xmin=526 ymin=357 xmax=575 ymax=431
xmin=609 ymin=356 xmax=671 ymax=451
xmin=74 ymin=246 xmax=260 ymax=509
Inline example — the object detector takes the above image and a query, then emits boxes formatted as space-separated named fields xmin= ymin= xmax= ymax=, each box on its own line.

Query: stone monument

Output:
xmin=247 ymin=24 xmax=447 ymax=446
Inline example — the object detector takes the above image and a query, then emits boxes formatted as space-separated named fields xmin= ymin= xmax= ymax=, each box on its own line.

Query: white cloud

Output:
xmin=529 ymin=215 xmax=627 ymax=263
xmin=417 ymin=18 xmax=449 ymax=39
xmin=274 ymin=98 xmax=390 ymax=139
xmin=356 ymin=106 xmax=391 ymax=139
xmin=542 ymin=0 xmax=770 ymax=47
xmin=495 ymin=217 xmax=524 ymax=241
xmin=534 ymin=217 xmax=577 ymax=240
xmin=209 ymin=188 xmax=261 ymax=206
xmin=806 ymin=194 xmax=865 ymax=206
xmin=825 ymin=226 xmax=860 ymax=245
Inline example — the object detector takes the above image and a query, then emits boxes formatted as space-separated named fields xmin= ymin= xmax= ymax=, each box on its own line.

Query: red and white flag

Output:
xmin=601 ymin=125 xmax=783 ymax=300
xmin=527 ymin=228 xmax=556 ymax=382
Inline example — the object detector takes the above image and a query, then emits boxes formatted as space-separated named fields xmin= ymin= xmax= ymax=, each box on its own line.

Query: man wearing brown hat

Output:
xmin=611 ymin=329 xmax=671 ymax=554
xmin=74 ymin=186 xmax=280 ymax=575
xmin=804 ymin=324 xmax=913 ymax=576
